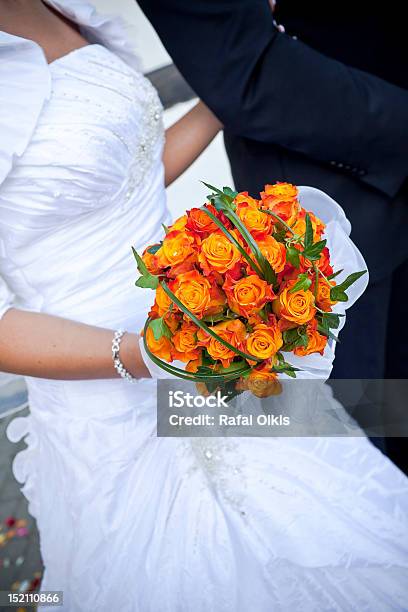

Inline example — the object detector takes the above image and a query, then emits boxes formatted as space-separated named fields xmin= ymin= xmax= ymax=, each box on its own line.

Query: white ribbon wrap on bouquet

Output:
xmin=284 ymin=186 xmax=369 ymax=380
xmin=141 ymin=186 xmax=369 ymax=381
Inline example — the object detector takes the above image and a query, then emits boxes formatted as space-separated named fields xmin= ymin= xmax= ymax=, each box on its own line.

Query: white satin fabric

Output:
xmin=1 ymin=2 xmax=408 ymax=611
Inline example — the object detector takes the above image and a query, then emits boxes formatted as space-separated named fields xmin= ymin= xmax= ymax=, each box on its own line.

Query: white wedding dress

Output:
xmin=1 ymin=4 xmax=408 ymax=611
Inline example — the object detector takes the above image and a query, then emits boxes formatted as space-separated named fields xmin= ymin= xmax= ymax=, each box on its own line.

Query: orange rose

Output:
xmin=234 ymin=191 xmax=260 ymax=208
xmin=260 ymin=183 xmax=300 ymax=226
xmin=291 ymin=210 xmax=325 ymax=240
xmin=142 ymin=245 xmax=162 ymax=275
xmin=261 ymin=182 xmax=298 ymax=203
xmin=186 ymin=205 xmax=219 ymax=236
xmin=195 ymin=382 xmax=212 ymax=397
xmin=254 ymin=235 xmax=286 ymax=273
xmin=169 ymin=215 xmax=188 ymax=232
xmin=223 ymin=274 xmax=275 ymax=318
xmin=172 ymin=321 xmax=200 ymax=362
xmin=170 ymin=270 xmax=211 ymax=318
xmin=197 ymin=319 xmax=246 ymax=368
xmin=236 ymin=201 xmax=273 ymax=236
xmin=316 ymin=277 xmax=337 ymax=312
xmin=146 ymin=325 xmax=172 ymax=362
xmin=273 ymin=280 xmax=316 ymax=325
xmin=151 ymin=284 xmax=173 ymax=317
xmin=238 ymin=365 xmax=282 ymax=398
xmin=294 ymin=322 xmax=328 ymax=356
xmin=246 ymin=321 xmax=283 ymax=361
xmin=198 ymin=231 xmax=242 ymax=275
xmin=155 ymin=230 xmax=196 ymax=268
xmin=164 ymin=311 xmax=180 ymax=334
xmin=166 ymin=259 xmax=197 ymax=279
xmin=186 ymin=353 xmax=203 ymax=373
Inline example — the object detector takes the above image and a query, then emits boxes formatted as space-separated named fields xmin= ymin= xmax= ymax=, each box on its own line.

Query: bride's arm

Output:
xmin=163 ymin=100 xmax=222 ymax=187
xmin=0 ymin=308 xmax=149 ymax=380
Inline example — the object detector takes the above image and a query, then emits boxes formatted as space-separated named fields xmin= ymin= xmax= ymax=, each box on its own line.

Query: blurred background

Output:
xmin=0 ymin=1 xmax=232 ymax=606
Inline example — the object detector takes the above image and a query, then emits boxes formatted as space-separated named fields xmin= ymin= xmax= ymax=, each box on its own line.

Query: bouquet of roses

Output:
xmin=133 ymin=182 xmax=366 ymax=398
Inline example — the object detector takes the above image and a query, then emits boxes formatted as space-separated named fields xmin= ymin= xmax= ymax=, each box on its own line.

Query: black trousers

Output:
xmin=332 ymin=258 xmax=408 ymax=473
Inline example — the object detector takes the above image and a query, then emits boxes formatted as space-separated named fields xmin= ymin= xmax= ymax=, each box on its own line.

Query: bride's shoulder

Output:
xmin=0 ymin=0 xmax=141 ymax=189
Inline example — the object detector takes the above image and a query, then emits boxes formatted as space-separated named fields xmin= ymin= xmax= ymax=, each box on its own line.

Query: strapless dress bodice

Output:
xmin=0 ymin=43 xmax=170 ymax=327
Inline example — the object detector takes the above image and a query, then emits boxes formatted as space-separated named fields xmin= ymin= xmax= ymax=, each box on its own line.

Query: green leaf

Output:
xmin=202 ymin=310 xmax=239 ymax=324
xmin=147 ymin=243 xmax=161 ymax=255
xmin=286 ymin=245 xmax=300 ymax=268
xmin=132 ymin=246 xmax=159 ymax=289
xmin=302 ymin=239 xmax=327 ymax=261
xmin=289 ymin=273 xmax=312 ymax=293
xmin=258 ymin=307 xmax=268 ymax=322
xmin=209 ymin=194 xmax=232 ymax=211
xmin=272 ymin=360 xmax=300 ymax=378
xmin=273 ymin=228 xmax=287 ymax=243
xmin=317 ymin=323 xmax=340 ymax=343
xmin=202 ymin=311 xmax=226 ymax=324
xmin=202 ymin=182 xmax=236 ymax=211
xmin=201 ymin=181 xmax=225 ymax=197
xmin=223 ymin=186 xmax=238 ymax=199
xmin=223 ymin=208 xmax=277 ymax=286
xmin=320 ymin=312 xmax=344 ymax=330
xmin=282 ymin=326 xmax=308 ymax=351
xmin=162 ymin=223 xmax=170 ymax=235
xmin=327 ymin=269 xmax=343 ymax=280
xmin=304 ymin=213 xmax=314 ymax=248
xmin=135 ymin=275 xmax=160 ymax=289
xmin=149 ymin=317 xmax=172 ymax=341
xmin=195 ymin=365 xmax=216 ymax=376
xmin=329 ymin=270 xmax=367 ymax=303
xmin=329 ymin=288 xmax=348 ymax=302
xmin=317 ymin=312 xmax=344 ymax=342
xmin=330 ymin=270 xmax=367 ymax=300
xmin=216 ymin=360 xmax=250 ymax=374
xmin=132 ymin=246 xmax=149 ymax=276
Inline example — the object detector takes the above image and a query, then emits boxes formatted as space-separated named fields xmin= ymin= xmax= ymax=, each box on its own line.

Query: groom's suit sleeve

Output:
xmin=138 ymin=0 xmax=408 ymax=198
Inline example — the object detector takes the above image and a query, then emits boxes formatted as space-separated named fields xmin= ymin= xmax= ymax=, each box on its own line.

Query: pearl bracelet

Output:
xmin=112 ymin=330 xmax=136 ymax=383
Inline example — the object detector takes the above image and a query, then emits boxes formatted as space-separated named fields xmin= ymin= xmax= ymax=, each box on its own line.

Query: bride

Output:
xmin=0 ymin=1 xmax=407 ymax=610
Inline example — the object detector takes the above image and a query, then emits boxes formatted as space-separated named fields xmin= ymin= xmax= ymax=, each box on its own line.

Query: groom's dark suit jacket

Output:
xmin=139 ymin=0 xmax=408 ymax=284
xmin=139 ymin=1 xmax=408 ymax=464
